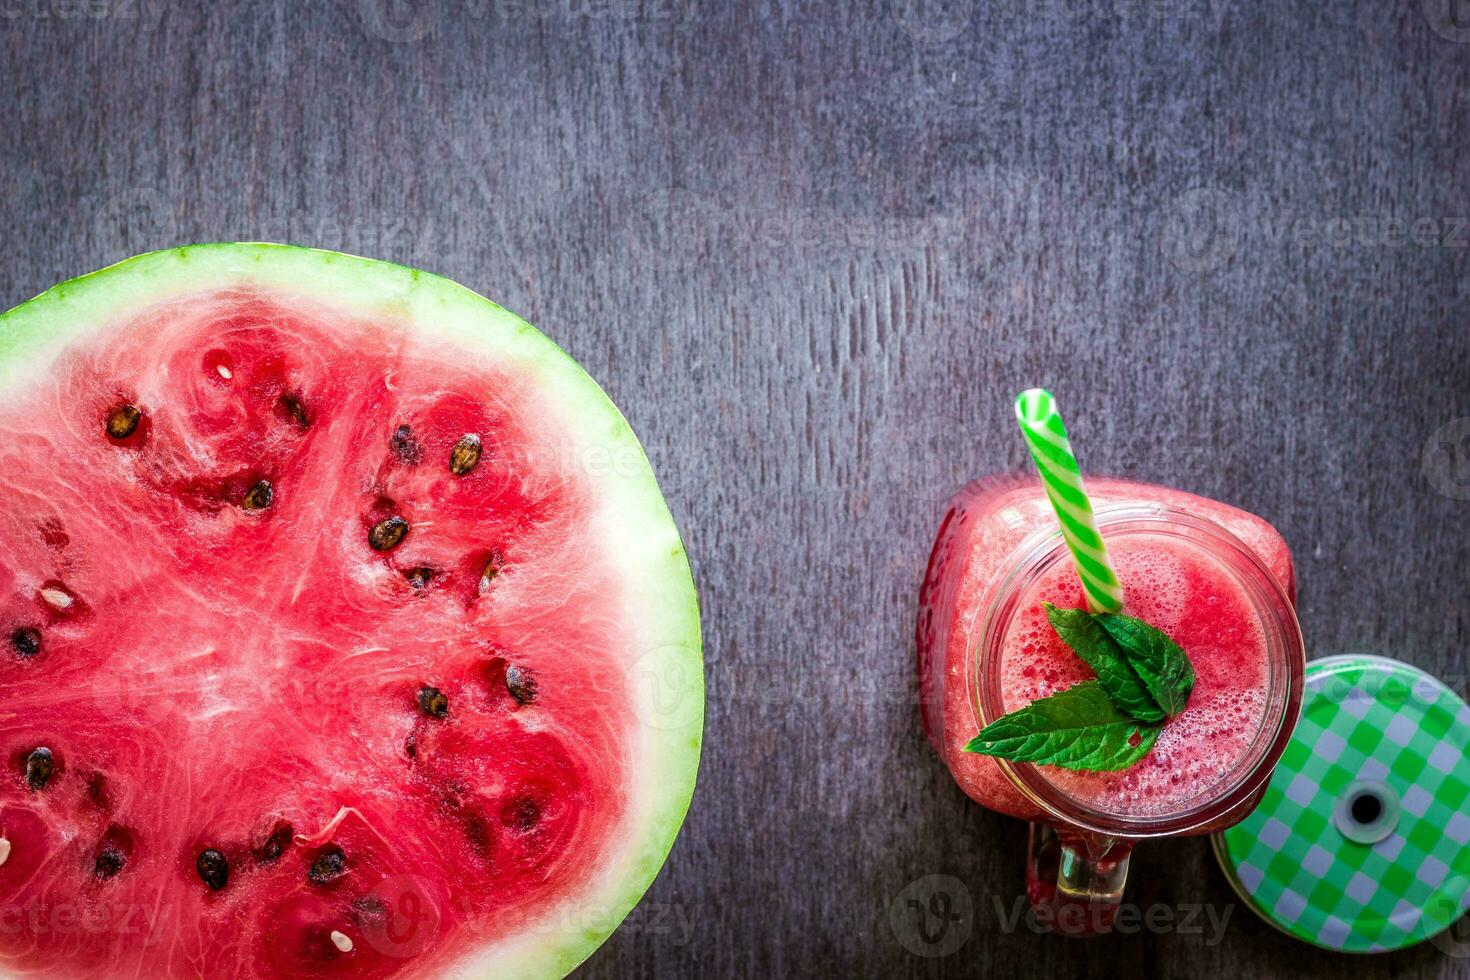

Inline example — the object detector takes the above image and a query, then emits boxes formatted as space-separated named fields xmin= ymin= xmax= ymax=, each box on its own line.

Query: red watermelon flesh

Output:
xmin=0 ymin=247 xmax=702 ymax=979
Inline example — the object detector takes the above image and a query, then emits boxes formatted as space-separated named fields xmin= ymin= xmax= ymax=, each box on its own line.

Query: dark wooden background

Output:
xmin=4 ymin=1 xmax=1468 ymax=977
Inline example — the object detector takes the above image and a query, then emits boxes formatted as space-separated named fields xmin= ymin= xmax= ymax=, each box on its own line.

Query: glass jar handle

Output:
xmin=1026 ymin=823 xmax=1132 ymax=935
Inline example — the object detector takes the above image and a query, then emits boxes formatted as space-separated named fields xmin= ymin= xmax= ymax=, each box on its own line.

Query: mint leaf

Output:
xmin=1095 ymin=614 xmax=1196 ymax=718
xmin=962 ymin=681 xmax=1163 ymax=772
xmin=1043 ymin=603 xmax=1164 ymax=722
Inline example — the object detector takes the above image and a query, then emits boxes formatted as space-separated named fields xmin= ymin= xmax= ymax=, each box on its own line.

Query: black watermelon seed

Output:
xmin=402 ymin=567 xmax=435 ymax=590
xmin=417 ymin=686 xmax=449 ymax=719
xmin=369 ymin=516 xmax=409 ymax=552
xmin=85 ymin=772 xmax=110 ymax=809
xmin=196 ymin=848 xmax=229 ymax=890
xmin=24 ymin=747 xmax=54 ymax=791
xmin=11 ymin=627 xmax=41 ymax=658
xmin=449 ymin=434 xmax=482 ymax=476
xmin=105 ymin=404 xmax=142 ymax=440
xmin=354 ymin=895 xmax=389 ymax=926
xmin=505 ymin=665 xmax=537 ymax=706
xmin=459 ymin=810 xmax=494 ymax=856
xmin=94 ymin=843 xmax=126 ymax=879
xmin=478 ymin=551 xmax=503 ymax=595
xmin=280 ymin=394 xmax=311 ymax=429
xmin=242 ymin=480 xmax=274 ymax=511
xmin=307 ymin=845 xmax=346 ymax=885
xmin=391 ymin=425 xmax=422 ymax=464
xmin=505 ymin=797 xmax=540 ymax=830
xmin=254 ymin=821 xmax=293 ymax=863
xmin=39 ymin=520 xmax=69 ymax=550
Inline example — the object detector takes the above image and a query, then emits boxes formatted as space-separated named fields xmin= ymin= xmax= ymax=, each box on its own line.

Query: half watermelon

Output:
xmin=0 ymin=245 xmax=702 ymax=979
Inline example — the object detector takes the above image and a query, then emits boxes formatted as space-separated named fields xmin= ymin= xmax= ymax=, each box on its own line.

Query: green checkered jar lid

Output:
xmin=1214 ymin=655 xmax=1470 ymax=953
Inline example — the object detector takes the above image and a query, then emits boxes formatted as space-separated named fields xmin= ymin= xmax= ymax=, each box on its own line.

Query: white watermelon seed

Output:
xmin=330 ymin=931 xmax=353 ymax=953
xmin=40 ymin=588 xmax=73 ymax=610
xmin=0 ymin=837 xmax=10 ymax=867
xmin=216 ymin=365 xmax=232 ymax=379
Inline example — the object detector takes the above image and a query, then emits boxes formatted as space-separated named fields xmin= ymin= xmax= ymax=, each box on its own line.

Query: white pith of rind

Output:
xmin=0 ymin=243 xmax=704 ymax=980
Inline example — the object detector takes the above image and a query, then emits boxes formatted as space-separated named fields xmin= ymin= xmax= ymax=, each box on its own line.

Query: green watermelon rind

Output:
xmin=0 ymin=243 xmax=704 ymax=980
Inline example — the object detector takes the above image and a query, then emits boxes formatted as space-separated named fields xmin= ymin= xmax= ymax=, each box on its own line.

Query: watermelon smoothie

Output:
xmin=996 ymin=534 xmax=1273 ymax=818
xmin=917 ymin=475 xmax=1304 ymax=920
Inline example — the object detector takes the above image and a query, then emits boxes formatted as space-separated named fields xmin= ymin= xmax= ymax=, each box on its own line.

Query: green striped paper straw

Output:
xmin=1014 ymin=389 xmax=1125 ymax=613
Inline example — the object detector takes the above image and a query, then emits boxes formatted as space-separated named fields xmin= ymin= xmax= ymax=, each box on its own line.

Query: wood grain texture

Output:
xmin=3 ymin=1 xmax=1467 ymax=977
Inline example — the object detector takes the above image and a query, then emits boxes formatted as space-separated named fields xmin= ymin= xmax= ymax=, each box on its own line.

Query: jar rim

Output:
xmin=969 ymin=503 xmax=1305 ymax=838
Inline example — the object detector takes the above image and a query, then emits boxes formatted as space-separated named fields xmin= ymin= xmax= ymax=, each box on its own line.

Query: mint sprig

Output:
xmin=963 ymin=681 xmax=1162 ymax=771
xmin=1043 ymin=604 xmax=1163 ymax=723
xmin=963 ymin=607 xmax=1195 ymax=772
xmin=1095 ymin=614 xmax=1196 ymax=718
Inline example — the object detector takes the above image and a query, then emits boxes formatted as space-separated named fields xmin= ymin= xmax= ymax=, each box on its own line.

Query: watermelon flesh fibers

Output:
xmin=0 ymin=247 xmax=702 ymax=979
